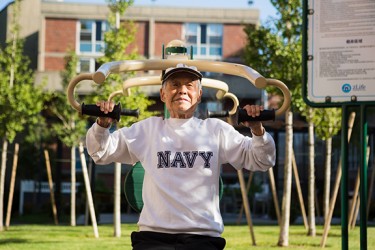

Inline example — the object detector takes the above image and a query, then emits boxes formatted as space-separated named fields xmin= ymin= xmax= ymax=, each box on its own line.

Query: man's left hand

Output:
xmin=241 ymin=105 xmax=264 ymax=136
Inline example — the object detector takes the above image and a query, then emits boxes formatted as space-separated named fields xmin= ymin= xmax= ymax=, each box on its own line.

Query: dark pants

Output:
xmin=131 ymin=231 xmax=226 ymax=250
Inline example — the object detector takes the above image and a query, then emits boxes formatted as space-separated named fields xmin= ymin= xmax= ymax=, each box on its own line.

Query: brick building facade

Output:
xmin=1 ymin=0 xmax=268 ymax=216
xmin=1 ymin=0 xmax=261 ymax=98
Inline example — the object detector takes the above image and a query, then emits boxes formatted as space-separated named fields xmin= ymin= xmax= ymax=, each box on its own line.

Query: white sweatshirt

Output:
xmin=86 ymin=117 xmax=276 ymax=237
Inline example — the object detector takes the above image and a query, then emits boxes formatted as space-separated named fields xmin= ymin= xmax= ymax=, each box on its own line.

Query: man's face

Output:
xmin=160 ymin=73 xmax=202 ymax=119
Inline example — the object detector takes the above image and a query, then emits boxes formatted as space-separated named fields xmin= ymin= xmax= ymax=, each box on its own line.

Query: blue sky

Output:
xmin=0 ymin=0 xmax=277 ymax=22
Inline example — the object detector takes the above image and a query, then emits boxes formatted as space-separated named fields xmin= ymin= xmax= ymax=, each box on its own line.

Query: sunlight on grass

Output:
xmin=222 ymin=225 xmax=374 ymax=249
xmin=0 ymin=224 xmax=374 ymax=249
xmin=0 ymin=224 xmax=137 ymax=250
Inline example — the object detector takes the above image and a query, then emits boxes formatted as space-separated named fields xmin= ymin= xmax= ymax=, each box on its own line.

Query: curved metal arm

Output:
xmin=67 ymin=61 xmax=291 ymax=118
xmin=223 ymin=92 xmax=240 ymax=115
xmin=93 ymin=59 xmax=267 ymax=89
xmin=121 ymin=76 xmax=161 ymax=96
xmin=67 ymin=73 xmax=93 ymax=112
xmin=266 ymin=79 xmax=291 ymax=116
xmin=201 ymin=78 xmax=229 ymax=100
xmin=108 ymin=90 xmax=123 ymax=102
xmin=121 ymin=76 xmax=229 ymax=99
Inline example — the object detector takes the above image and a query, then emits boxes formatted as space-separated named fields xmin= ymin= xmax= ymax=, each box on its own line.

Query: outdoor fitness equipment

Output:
xmin=67 ymin=46 xmax=291 ymax=123
xmin=66 ymin=41 xmax=292 ymax=207
xmin=109 ymin=75 xmax=239 ymax=117
xmin=66 ymin=40 xmax=291 ymax=243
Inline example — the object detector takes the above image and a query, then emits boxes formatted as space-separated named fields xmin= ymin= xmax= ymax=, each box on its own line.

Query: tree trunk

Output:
xmin=0 ymin=139 xmax=8 ymax=231
xmin=323 ymin=136 xmax=332 ymax=221
xmin=71 ymin=145 xmax=76 ymax=226
xmin=278 ymin=111 xmax=293 ymax=246
xmin=114 ymin=162 xmax=121 ymax=237
xmin=307 ymin=108 xmax=316 ymax=236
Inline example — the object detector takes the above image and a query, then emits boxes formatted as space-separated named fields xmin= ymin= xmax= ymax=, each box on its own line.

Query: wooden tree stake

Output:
xmin=5 ymin=143 xmax=19 ymax=229
xmin=79 ymin=142 xmax=99 ymax=238
xmin=44 ymin=149 xmax=59 ymax=225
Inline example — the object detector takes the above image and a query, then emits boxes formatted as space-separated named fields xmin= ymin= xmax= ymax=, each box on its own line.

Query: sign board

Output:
xmin=304 ymin=0 xmax=375 ymax=105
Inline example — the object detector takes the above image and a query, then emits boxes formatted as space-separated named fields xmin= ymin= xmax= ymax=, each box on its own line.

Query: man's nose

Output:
xmin=177 ymin=85 xmax=187 ymax=93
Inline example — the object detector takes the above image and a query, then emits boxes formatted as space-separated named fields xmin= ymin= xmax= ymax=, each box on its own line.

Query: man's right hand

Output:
xmin=96 ymin=101 xmax=115 ymax=128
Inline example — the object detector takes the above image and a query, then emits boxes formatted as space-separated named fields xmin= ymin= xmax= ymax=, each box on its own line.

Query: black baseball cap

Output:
xmin=162 ymin=63 xmax=202 ymax=83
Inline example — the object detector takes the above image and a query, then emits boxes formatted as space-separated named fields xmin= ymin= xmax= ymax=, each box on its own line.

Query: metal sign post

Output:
xmin=359 ymin=104 xmax=368 ymax=249
xmin=303 ymin=0 xmax=375 ymax=249
xmin=340 ymin=105 xmax=349 ymax=250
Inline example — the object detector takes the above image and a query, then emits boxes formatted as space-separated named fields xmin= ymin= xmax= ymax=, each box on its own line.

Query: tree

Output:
xmin=243 ymin=0 xmax=303 ymax=245
xmin=312 ymin=108 xmax=341 ymax=221
xmin=278 ymin=110 xmax=293 ymax=246
xmin=0 ymin=0 xmax=46 ymax=231
xmin=294 ymin=86 xmax=342 ymax=235
xmin=293 ymin=85 xmax=317 ymax=236
xmin=83 ymin=0 xmax=155 ymax=237
xmin=245 ymin=0 xmax=344 ymax=241
xmin=89 ymin=0 xmax=155 ymax=123
xmin=48 ymin=50 xmax=88 ymax=226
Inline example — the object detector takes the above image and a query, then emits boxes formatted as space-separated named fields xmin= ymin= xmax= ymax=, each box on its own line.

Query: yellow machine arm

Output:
xmin=67 ymin=60 xmax=290 ymax=121
xmin=108 ymin=76 xmax=238 ymax=116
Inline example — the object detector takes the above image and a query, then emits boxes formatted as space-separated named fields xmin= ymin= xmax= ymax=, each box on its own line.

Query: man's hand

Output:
xmin=96 ymin=101 xmax=115 ymax=128
xmin=241 ymin=105 xmax=264 ymax=136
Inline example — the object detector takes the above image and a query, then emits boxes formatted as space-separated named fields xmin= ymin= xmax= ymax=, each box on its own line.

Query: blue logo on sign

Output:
xmin=342 ymin=83 xmax=351 ymax=93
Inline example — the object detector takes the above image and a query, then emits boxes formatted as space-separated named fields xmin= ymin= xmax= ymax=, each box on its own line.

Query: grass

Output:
xmin=0 ymin=223 xmax=374 ymax=249
xmin=222 ymin=224 xmax=374 ymax=249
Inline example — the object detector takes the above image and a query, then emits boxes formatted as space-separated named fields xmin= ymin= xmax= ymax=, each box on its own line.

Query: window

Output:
xmin=77 ymin=20 xmax=107 ymax=72
xmin=185 ymin=23 xmax=223 ymax=60
xmin=77 ymin=57 xmax=98 ymax=73
xmin=79 ymin=20 xmax=106 ymax=53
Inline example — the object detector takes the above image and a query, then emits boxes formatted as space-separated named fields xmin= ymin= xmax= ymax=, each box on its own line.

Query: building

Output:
xmin=1 ymin=0 xmax=270 ymax=216
xmin=0 ymin=0 xmax=262 ymax=100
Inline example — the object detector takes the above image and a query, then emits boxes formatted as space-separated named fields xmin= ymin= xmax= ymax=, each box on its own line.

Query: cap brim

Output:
xmin=162 ymin=68 xmax=202 ymax=82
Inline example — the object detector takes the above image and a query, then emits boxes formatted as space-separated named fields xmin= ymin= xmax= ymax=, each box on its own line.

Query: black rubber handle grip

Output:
xmin=207 ymin=110 xmax=229 ymax=118
xmin=81 ymin=103 xmax=139 ymax=121
xmin=120 ymin=108 xmax=140 ymax=118
xmin=206 ymin=107 xmax=275 ymax=124
xmin=236 ymin=107 xmax=275 ymax=123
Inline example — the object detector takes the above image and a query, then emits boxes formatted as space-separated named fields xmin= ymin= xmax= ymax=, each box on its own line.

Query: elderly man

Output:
xmin=86 ymin=64 xmax=276 ymax=250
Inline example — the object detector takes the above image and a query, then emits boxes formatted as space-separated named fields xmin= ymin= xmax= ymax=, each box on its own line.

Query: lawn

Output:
xmin=0 ymin=223 xmax=373 ymax=249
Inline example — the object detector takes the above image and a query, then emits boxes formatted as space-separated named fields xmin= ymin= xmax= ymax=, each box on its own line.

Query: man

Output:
xmin=86 ymin=63 xmax=276 ymax=249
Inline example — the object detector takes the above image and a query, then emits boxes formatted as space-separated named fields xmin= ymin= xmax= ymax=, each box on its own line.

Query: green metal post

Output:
xmin=164 ymin=108 xmax=170 ymax=119
xmin=360 ymin=104 xmax=368 ymax=250
xmin=162 ymin=44 xmax=170 ymax=119
xmin=341 ymin=105 xmax=349 ymax=250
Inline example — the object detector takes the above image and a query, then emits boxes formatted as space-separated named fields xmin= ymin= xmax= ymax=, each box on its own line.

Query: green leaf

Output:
xmin=243 ymin=0 xmax=341 ymax=139
xmin=0 ymin=0 xmax=46 ymax=143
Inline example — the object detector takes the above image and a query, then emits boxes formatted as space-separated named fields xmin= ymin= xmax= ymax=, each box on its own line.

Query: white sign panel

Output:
xmin=307 ymin=0 xmax=375 ymax=103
